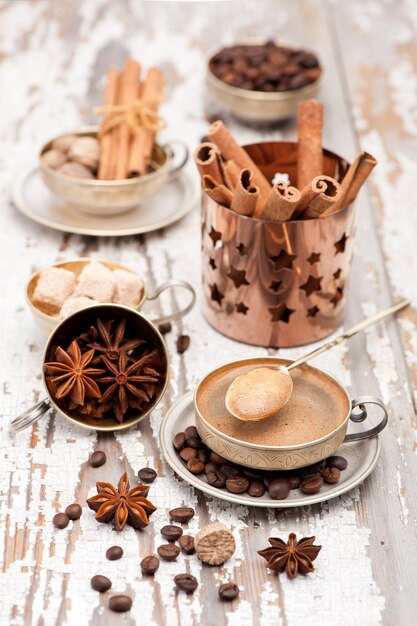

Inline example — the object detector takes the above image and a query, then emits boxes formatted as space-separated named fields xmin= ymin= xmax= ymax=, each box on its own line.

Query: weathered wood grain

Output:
xmin=0 ymin=0 xmax=416 ymax=625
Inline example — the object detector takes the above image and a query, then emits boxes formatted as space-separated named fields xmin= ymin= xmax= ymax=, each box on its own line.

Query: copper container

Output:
xmin=201 ymin=141 xmax=353 ymax=347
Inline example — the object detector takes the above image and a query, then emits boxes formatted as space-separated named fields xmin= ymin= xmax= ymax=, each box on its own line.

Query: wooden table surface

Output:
xmin=1 ymin=1 xmax=416 ymax=624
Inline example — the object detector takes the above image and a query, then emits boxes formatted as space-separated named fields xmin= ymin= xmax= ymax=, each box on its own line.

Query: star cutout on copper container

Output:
xmin=236 ymin=302 xmax=249 ymax=315
xmin=330 ymin=286 xmax=344 ymax=307
xmin=209 ymin=226 xmax=222 ymax=247
xmin=269 ymin=280 xmax=283 ymax=293
xmin=269 ymin=303 xmax=295 ymax=323
xmin=334 ymin=233 xmax=348 ymax=254
xmin=300 ymin=275 xmax=322 ymax=297
xmin=307 ymin=306 xmax=320 ymax=318
xmin=269 ymin=250 xmax=297 ymax=271
xmin=210 ymin=283 xmax=224 ymax=306
xmin=333 ymin=268 xmax=342 ymax=279
xmin=236 ymin=242 xmax=250 ymax=256
xmin=227 ymin=265 xmax=249 ymax=288
xmin=209 ymin=257 xmax=217 ymax=270
xmin=307 ymin=252 xmax=321 ymax=265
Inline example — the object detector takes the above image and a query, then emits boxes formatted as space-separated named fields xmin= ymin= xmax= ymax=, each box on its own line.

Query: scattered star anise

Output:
xmin=88 ymin=319 xmax=145 ymax=362
xmin=258 ymin=533 xmax=321 ymax=579
xmin=43 ymin=340 xmax=104 ymax=406
xmin=86 ymin=472 xmax=156 ymax=531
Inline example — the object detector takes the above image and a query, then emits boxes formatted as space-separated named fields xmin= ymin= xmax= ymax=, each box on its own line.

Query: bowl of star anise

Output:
xmin=41 ymin=304 xmax=168 ymax=431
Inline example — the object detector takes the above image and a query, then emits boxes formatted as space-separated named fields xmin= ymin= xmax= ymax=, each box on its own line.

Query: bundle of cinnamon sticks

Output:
xmin=97 ymin=58 xmax=165 ymax=180
xmin=194 ymin=100 xmax=376 ymax=221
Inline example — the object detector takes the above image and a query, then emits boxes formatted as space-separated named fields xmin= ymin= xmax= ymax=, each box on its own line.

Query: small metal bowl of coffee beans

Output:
xmin=206 ymin=40 xmax=322 ymax=123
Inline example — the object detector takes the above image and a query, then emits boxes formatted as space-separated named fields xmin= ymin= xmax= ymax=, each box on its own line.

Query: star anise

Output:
xmin=88 ymin=319 xmax=144 ymax=362
xmin=97 ymin=350 xmax=160 ymax=422
xmin=86 ymin=472 xmax=156 ymax=531
xmin=258 ymin=533 xmax=321 ymax=579
xmin=43 ymin=340 xmax=105 ymax=406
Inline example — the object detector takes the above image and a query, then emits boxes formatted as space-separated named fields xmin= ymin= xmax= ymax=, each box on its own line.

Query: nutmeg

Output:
xmin=57 ymin=161 xmax=95 ymax=179
xmin=194 ymin=522 xmax=236 ymax=565
xmin=41 ymin=149 xmax=67 ymax=170
xmin=69 ymin=137 xmax=100 ymax=171
xmin=51 ymin=134 xmax=77 ymax=154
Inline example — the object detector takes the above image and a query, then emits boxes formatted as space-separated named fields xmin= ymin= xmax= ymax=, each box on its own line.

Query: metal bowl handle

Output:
xmin=10 ymin=398 xmax=51 ymax=432
xmin=146 ymin=279 xmax=196 ymax=325
xmin=344 ymin=395 xmax=388 ymax=442
xmin=164 ymin=140 xmax=189 ymax=180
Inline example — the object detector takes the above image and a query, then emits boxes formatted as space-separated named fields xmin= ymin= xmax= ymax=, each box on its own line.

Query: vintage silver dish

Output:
xmin=39 ymin=127 xmax=189 ymax=215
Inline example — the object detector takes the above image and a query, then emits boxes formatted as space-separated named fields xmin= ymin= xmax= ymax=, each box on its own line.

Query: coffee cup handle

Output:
xmin=344 ymin=396 xmax=388 ymax=442
xmin=10 ymin=398 xmax=51 ymax=432
xmin=146 ymin=279 xmax=196 ymax=325
xmin=164 ymin=140 xmax=189 ymax=180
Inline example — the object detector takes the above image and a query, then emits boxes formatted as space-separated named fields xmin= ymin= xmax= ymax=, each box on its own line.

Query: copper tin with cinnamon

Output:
xmin=201 ymin=141 xmax=354 ymax=348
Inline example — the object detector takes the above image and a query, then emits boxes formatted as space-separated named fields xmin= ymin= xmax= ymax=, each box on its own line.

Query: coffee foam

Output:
xmin=196 ymin=358 xmax=349 ymax=447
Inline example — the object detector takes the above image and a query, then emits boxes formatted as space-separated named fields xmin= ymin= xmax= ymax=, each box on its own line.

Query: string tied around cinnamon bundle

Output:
xmin=95 ymin=97 xmax=167 ymax=137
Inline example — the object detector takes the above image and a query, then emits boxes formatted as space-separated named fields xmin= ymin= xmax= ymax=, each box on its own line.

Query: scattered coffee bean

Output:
xmin=53 ymin=512 xmax=69 ymax=529
xmin=65 ymin=503 xmax=82 ymax=520
xmin=177 ymin=335 xmax=190 ymax=354
xmin=157 ymin=544 xmax=181 ymax=561
xmin=179 ymin=447 xmax=197 ymax=462
xmin=225 ymin=477 xmax=249 ymax=494
xmin=106 ymin=546 xmax=123 ymax=561
xmin=248 ymin=480 xmax=265 ymax=497
xmin=91 ymin=575 xmax=112 ymax=593
xmin=175 ymin=573 xmax=198 ymax=593
xmin=138 ymin=467 xmax=157 ymax=483
xmin=197 ymin=448 xmax=210 ymax=464
xmin=219 ymin=582 xmax=240 ymax=601
xmin=268 ymin=479 xmax=291 ymax=500
xmin=169 ymin=507 xmax=195 ymax=523
xmin=322 ymin=467 xmax=341 ymax=484
xmin=140 ymin=555 xmax=160 ymax=575
xmin=301 ymin=475 xmax=323 ymax=494
xmin=161 ymin=525 xmax=183 ymax=541
xmin=109 ymin=595 xmax=132 ymax=613
xmin=206 ymin=469 xmax=226 ymax=488
xmin=210 ymin=451 xmax=228 ymax=464
xmin=187 ymin=458 xmax=205 ymax=474
xmin=326 ymin=455 xmax=348 ymax=470
xmin=179 ymin=535 xmax=195 ymax=554
xmin=288 ymin=475 xmax=301 ymax=490
xmin=173 ymin=432 xmax=186 ymax=451
xmin=89 ymin=450 xmax=106 ymax=468
xmin=158 ymin=322 xmax=172 ymax=335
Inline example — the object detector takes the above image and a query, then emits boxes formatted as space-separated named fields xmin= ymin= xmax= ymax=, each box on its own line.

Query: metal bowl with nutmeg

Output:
xmin=40 ymin=127 xmax=189 ymax=216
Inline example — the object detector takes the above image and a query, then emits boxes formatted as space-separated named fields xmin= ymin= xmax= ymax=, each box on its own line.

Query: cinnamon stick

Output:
xmin=194 ymin=143 xmax=231 ymax=188
xmin=223 ymin=159 xmax=240 ymax=188
xmin=297 ymin=175 xmax=342 ymax=219
xmin=98 ymin=68 xmax=120 ymax=180
xmin=230 ymin=169 xmax=259 ymax=216
xmin=322 ymin=151 xmax=377 ymax=216
xmin=208 ymin=121 xmax=271 ymax=205
xmin=257 ymin=182 xmax=301 ymax=221
xmin=128 ymin=66 xmax=165 ymax=177
xmin=114 ymin=58 xmax=141 ymax=180
xmin=297 ymin=99 xmax=324 ymax=189
xmin=202 ymin=175 xmax=234 ymax=208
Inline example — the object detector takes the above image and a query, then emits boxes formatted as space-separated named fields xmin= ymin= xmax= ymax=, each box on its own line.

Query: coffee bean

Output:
xmin=300 ymin=462 xmax=324 ymax=480
xmin=288 ymin=475 xmax=301 ymax=490
xmin=106 ymin=546 xmax=123 ymax=561
xmin=301 ymin=475 xmax=323 ymax=494
xmin=204 ymin=462 xmax=217 ymax=474
xmin=64 ymin=503 xmax=82 ymax=520
xmin=184 ymin=425 xmax=199 ymax=439
xmin=210 ymin=451 xmax=228 ymax=464
xmin=197 ymin=448 xmax=210 ymax=464
xmin=225 ymin=477 xmax=249 ymax=494
xmin=91 ymin=575 xmax=112 ymax=592
xmin=53 ymin=512 xmax=69 ymax=529
xmin=109 ymin=595 xmax=132 ymax=613
xmin=158 ymin=322 xmax=172 ymax=335
xmin=161 ymin=525 xmax=183 ymax=541
xmin=248 ymin=480 xmax=265 ymax=497
xmin=322 ymin=467 xmax=341 ymax=484
xmin=173 ymin=432 xmax=186 ymax=451
xmin=169 ymin=507 xmax=195 ymax=523
xmin=187 ymin=458 xmax=205 ymax=474
xmin=89 ymin=450 xmax=106 ymax=468
xmin=219 ymin=582 xmax=240 ymax=601
xmin=157 ymin=544 xmax=180 ymax=561
xmin=326 ymin=456 xmax=348 ymax=471
xmin=179 ymin=535 xmax=195 ymax=554
xmin=268 ymin=479 xmax=290 ymax=500
xmin=138 ymin=467 xmax=157 ymax=483
xmin=140 ymin=555 xmax=160 ymax=575
xmin=242 ymin=468 xmax=263 ymax=481
xmin=206 ymin=470 xmax=226 ymax=488
xmin=174 ymin=573 xmax=198 ymax=593
xmin=179 ymin=447 xmax=197 ymax=462
xmin=177 ymin=335 xmax=190 ymax=354
xmin=219 ymin=464 xmax=241 ymax=479
xmin=186 ymin=436 xmax=203 ymax=449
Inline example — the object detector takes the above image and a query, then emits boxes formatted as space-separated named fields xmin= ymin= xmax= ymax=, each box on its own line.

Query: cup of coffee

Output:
xmin=194 ymin=357 xmax=388 ymax=470
xmin=10 ymin=304 xmax=169 ymax=432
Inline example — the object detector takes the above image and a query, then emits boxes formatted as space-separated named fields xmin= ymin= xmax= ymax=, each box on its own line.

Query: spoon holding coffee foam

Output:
xmin=226 ymin=299 xmax=409 ymax=421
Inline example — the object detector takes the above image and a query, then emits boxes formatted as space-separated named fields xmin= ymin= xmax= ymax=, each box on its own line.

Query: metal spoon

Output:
xmin=225 ymin=299 xmax=409 ymax=422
